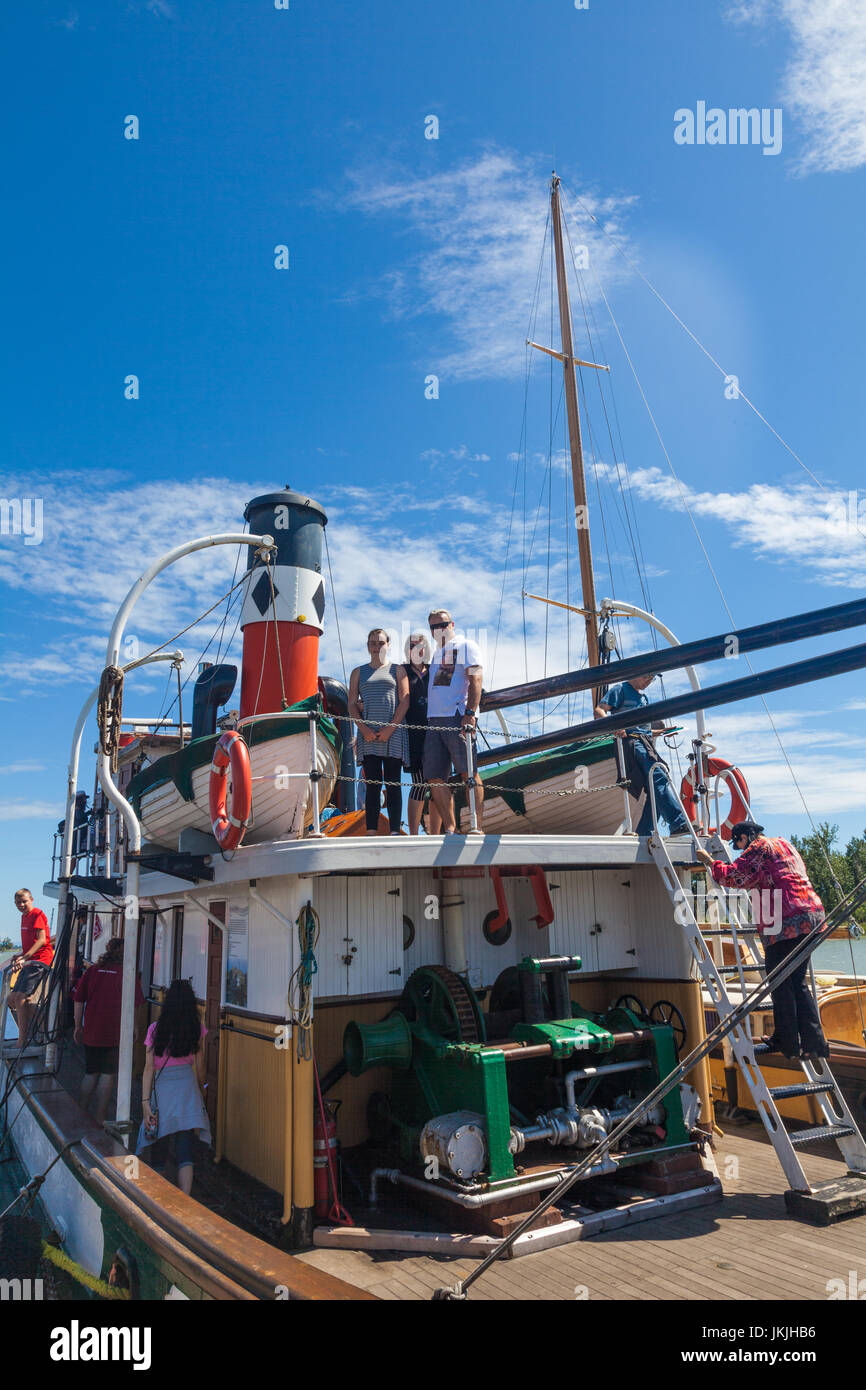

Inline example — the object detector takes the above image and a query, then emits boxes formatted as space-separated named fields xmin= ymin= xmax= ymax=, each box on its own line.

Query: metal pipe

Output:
xmin=564 ymin=1059 xmax=652 ymax=1110
xmin=465 ymin=730 xmax=479 ymax=832
xmin=498 ymin=1029 xmax=653 ymax=1063
xmin=601 ymin=599 xmax=707 ymax=741
xmin=477 ymin=640 xmax=866 ymax=767
xmin=43 ymin=649 xmax=184 ymax=1072
xmin=308 ymin=715 xmax=322 ymax=838
xmin=98 ymin=531 xmax=272 ymax=1139
xmin=480 ymin=594 xmax=866 ymax=714
xmin=369 ymin=1162 xmax=614 ymax=1209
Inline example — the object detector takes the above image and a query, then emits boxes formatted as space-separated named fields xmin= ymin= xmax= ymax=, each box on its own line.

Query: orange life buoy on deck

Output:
xmin=209 ymin=730 xmax=252 ymax=851
xmin=680 ymin=756 xmax=750 ymax=841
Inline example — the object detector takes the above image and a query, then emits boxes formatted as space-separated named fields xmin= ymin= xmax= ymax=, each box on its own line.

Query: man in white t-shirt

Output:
xmin=422 ymin=609 xmax=484 ymax=833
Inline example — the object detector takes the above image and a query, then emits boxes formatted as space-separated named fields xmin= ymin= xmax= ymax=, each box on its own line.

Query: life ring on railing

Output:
xmin=680 ymin=756 xmax=750 ymax=841
xmin=209 ymin=730 xmax=252 ymax=851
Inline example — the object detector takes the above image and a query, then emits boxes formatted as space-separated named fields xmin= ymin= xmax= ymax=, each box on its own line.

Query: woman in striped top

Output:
xmin=349 ymin=629 xmax=410 ymax=835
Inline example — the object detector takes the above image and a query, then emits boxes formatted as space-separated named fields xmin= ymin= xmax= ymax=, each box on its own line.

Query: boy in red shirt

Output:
xmin=73 ymin=936 xmax=144 ymax=1121
xmin=9 ymin=889 xmax=53 ymax=1049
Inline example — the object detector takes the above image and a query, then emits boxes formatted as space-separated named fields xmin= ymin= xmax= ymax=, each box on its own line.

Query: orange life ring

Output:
xmin=209 ymin=730 xmax=252 ymax=851
xmin=680 ymin=756 xmax=750 ymax=841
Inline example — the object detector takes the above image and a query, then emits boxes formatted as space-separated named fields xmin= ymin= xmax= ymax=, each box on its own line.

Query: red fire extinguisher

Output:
xmin=313 ymin=1098 xmax=340 ymax=1220
xmin=312 ymin=1056 xmax=354 ymax=1225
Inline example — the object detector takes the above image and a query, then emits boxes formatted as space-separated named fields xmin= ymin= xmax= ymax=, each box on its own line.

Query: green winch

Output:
xmin=343 ymin=956 xmax=692 ymax=1189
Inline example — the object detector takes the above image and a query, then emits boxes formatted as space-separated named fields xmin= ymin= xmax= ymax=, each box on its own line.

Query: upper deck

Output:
xmin=44 ymin=831 xmax=699 ymax=902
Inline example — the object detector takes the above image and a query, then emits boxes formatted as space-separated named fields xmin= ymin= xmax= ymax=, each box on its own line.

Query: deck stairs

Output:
xmin=647 ymin=804 xmax=866 ymax=1202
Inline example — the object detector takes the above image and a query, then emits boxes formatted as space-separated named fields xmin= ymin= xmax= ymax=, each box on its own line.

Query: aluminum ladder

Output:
xmin=644 ymin=778 xmax=866 ymax=1193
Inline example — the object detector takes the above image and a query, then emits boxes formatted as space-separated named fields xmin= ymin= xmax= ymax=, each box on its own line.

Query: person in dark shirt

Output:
xmin=404 ymin=631 xmax=434 ymax=835
xmin=9 ymin=889 xmax=53 ymax=1049
xmin=73 ymin=937 xmax=144 ymax=1122
xmin=594 ymin=675 xmax=690 ymax=837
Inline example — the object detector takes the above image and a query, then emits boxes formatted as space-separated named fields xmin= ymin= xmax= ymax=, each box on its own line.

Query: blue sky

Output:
xmin=2 ymin=0 xmax=866 ymax=926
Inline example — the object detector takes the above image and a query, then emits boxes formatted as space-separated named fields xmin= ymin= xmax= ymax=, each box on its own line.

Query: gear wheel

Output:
xmin=401 ymin=964 xmax=486 ymax=1044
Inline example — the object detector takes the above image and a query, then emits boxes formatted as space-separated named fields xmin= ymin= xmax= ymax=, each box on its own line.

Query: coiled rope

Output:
xmin=289 ymin=904 xmax=319 ymax=1061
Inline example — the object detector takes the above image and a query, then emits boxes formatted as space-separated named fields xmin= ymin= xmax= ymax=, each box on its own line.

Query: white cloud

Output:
xmin=727 ymin=0 xmax=866 ymax=173
xmin=340 ymin=151 xmax=636 ymax=380
xmin=0 ymin=472 xmax=578 ymax=702
xmin=0 ymin=763 xmax=46 ymax=776
xmin=1 ymin=801 xmax=61 ymax=822
xmin=595 ymin=464 xmax=866 ymax=588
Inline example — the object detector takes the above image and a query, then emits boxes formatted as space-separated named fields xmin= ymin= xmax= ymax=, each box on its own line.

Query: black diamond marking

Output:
xmin=312 ymin=579 xmax=325 ymax=624
xmin=251 ymin=570 xmax=278 ymax=616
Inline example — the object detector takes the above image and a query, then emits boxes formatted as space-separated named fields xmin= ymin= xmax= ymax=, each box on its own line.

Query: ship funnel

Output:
xmin=240 ymin=490 xmax=328 ymax=717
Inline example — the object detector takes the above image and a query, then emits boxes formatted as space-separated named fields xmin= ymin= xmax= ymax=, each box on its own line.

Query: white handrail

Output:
xmin=96 ymin=530 xmax=273 ymax=1138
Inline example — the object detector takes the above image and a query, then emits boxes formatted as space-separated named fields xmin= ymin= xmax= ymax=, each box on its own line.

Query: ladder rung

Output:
xmin=699 ymin=927 xmax=761 ymax=936
xmin=788 ymin=1124 xmax=856 ymax=1147
xmin=715 ymin=964 xmax=763 ymax=975
xmin=769 ymin=1082 xmax=835 ymax=1100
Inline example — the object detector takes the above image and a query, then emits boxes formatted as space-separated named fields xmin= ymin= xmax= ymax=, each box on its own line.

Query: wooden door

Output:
xmin=203 ymin=901 xmax=225 ymax=1125
xmin=591 ymin=871 xmax=639 ymax=972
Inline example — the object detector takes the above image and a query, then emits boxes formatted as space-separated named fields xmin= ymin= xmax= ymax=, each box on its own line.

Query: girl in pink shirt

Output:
xmin=138 ymin=979 xmax=211 ymax=1193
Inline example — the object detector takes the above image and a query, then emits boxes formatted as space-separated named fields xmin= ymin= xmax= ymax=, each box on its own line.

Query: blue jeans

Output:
xmin=632 ymin=740 xmax=689 ymax=835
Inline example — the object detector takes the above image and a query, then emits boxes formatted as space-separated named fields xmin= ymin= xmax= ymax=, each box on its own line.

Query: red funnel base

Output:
xmin=240 ymin=622 xmax=320 ymax=717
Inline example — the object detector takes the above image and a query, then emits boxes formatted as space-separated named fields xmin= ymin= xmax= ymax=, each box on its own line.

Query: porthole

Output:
xmin=482 ymin=910 xmax=512 ymax=945
xmin=402 ymin=915 xmax=415 ymax=951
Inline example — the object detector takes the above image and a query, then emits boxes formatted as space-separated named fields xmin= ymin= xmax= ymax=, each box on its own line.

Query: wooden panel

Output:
xmin=221 ymin=1010 xmax=288 ymax=1194
xmin=314 ymin=1000 xmax=398 ymax=1148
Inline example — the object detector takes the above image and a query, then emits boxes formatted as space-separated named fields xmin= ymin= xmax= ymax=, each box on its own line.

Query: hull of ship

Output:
xmin=0 ymin=1050 xmax=367 ymax=1301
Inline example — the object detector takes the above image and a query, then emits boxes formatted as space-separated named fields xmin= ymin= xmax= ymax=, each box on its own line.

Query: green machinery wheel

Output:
xmin=648 ymin=999 xmax=687 ymax=1055
xmin=400 ymin=964 xmax=486 ymax=1044
xmin=613 ymin=993 xmax=649 ymax=1021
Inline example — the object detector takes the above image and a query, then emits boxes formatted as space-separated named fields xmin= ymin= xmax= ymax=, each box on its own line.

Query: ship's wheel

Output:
xmin=401 ymin=964 xmax=486 ymax=1044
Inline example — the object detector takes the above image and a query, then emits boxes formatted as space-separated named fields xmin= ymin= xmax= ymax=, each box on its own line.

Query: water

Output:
xmin=813 ymin=936 xmax=866 ymax=978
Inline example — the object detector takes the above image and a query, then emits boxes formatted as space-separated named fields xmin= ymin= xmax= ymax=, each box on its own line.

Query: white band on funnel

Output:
xmin=240 ymin=564 xmax=326 ymax=635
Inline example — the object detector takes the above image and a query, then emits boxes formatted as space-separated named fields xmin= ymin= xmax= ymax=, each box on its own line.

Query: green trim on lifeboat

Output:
xmin=455 ymin=735 xmax=617 ymax=820
xmin=125 ymin=694 xmax=340 ymax=815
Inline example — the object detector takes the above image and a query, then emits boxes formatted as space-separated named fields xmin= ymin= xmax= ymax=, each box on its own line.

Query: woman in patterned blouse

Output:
xmin=696 ymin=820 xmax=830 ymax=1060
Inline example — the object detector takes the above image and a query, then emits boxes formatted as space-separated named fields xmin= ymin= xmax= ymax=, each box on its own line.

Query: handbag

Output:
xmin=144 ymin=1054 xmax=169 ymax=1141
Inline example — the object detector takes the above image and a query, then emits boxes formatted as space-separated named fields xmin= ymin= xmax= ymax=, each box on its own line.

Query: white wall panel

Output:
xmin=244 ymin=886 xmax=292 ymax=1018
xmin=400 ymin=870 xmax=444 ymax=977
xmin=181 ymin=901 xmax=208 ymax=1000
xmin=311 ymin=876 xmax=349 ymax=999
xmin=548 ymin=871 xmax=598 ymax=970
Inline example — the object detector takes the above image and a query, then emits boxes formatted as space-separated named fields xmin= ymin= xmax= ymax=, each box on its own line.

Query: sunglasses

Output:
xmin=429 ymin=621 xmax=451 ymax=631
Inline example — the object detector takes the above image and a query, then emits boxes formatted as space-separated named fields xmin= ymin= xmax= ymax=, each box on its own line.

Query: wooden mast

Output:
xmin=550 ymin=173 xmax=601 ymax=699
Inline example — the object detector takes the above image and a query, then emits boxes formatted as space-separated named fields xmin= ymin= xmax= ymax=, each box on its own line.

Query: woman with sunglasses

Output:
xmin=403 ymin=631 xmax=439 ymax=835
xmin=696 ymin=820 xmax=830 ymax=1061
xmin=349 ymin=628 xmax=409 ymax=835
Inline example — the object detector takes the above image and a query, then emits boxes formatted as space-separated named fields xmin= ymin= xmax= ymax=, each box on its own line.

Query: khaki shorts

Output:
xmin=11 ymin=960 xmax=51 ymax=1002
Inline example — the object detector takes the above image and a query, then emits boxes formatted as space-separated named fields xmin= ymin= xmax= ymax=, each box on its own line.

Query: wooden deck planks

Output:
xmin=308 ymin=1123 xmax=866 ymax=1300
